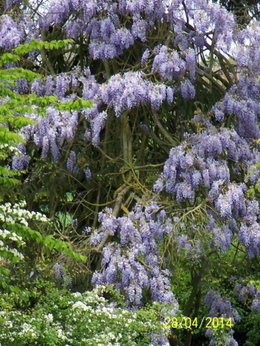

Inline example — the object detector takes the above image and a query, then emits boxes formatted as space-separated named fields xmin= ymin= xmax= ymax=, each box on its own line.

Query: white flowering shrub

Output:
xmin=0 ymin=199 xmax=45 ymax=289
xmin=0 ymin=198 xmax=87 ymax=290
xmin=0 ymin=285 xmax=169 ymax=345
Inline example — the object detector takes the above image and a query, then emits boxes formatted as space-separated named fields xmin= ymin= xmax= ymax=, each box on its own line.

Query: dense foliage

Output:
xmin=0 ymin=284 xmax=169 ymax=345
xmin=0 ymin=0 xmax=259 ymax=345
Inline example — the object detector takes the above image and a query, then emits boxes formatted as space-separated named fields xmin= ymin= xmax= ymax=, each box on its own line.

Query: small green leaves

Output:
xmin=0 ymin=68 xmax=40 ymax=81
xmin=57 ymin=98 xmax=93 ymax=111
xmin=13 ymin=38 xmax=73 ymax=55
xmin=0 ymin=53 xmax=20 ymax=67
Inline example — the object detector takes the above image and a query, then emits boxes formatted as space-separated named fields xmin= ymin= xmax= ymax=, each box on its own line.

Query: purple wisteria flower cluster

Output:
xmin=211 ymin=23 xmax=260 ymax=140
xmin=38 ymin=0 xmax=167 ymax=60
xmin=154 ymin=126 xmax=259 ymax=256
xmin=90 ymin=202 xmax=178 ymax=311
xmin=234 ymin=282 xmax=260 ymax=312
xmin=212 ymin=91 xmax=260 ymax=139
xmin=11 ymin=68 xmax=103 ymax=167
xmin=154 ymin=127 xmax=253 ymax=199
xmin=35 ymin=0 xmax=236 ymax=107
xmin=14 ymin=107 xmax=79 ymax=163
xmin=38 ymin=0 xmax=236 ymax=57
xmin=204 ymin=290 xmax=240 ymax=346
xmin=15 ymin=65 xmax=176 ymax=164
xmin=151 ymin=44 xmax=197 ymax=99
xmin=5 ymin=0 xmax=258 ymax=182
xmin=205 ymin=328 xmax=238 ymax=346
xmin=204 ymin=290 xmax=240 ymax=321
xmin=0 ymin=15 xmax=23 ymax=50
xmin=207 ymin=216 xmax=233 ymax=253
xmin=168 ymin=217 xmax=206 ymax=262
xmin=234 ymin=23 xmax=260 ymax=76
xmin=101 ymin=71 xmax=174 ymax=115
xmin=151 ymin=45 xmax=195 ymax=81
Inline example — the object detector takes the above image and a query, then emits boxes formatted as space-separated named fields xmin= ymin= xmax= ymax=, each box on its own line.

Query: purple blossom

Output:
xmin=11 ymin=153 xmax=30 ymax=170
xmin=238 ymin=218 xmax=260 ymax=257
xmin=213 ymin=92 xmax=260 ymax=139
xmin=66 ymin=151 xmax=77 ymax=174
xmin=90 ymin=229 xmax=105 ymax=247
xmin=141 ymin=49 xmax=150 ymax=67
xmin=208 ymin=180 xmax=225 ymax=199
xmin=215 ymin=194 xmax=232 ymax=218
xmin=166 ymin=86 xmax=174 ymax=103
xmin=127 ymin=284 xmax=142 ymax=305
xmin=14 ymin=78 xmax=28 ymax=94
xmin=206 ymin=329 xmax=238 ymax=346
xmin=155 ymin=127 xmax=253 ymax=208
xmin=185 ymin=48 xmax=196 ymax=80
xmin=191 ymin=170 xmax=202 ymax=188
xmin=104 ymin=263 xmax=117 ymax=284
xmin=204 ymin=290 xmax=240 ymax=322
xmin=90 ymin=203 xmax=178 ymax=309
xmin=234 ymin=282 xmax=257 ymax=305
xmin=55 ymin=74 xmax=70 ymax=98
xmin=152 ymin=46 xmax=186 ymax=80
xmin=110 ymin=28 xmax=134 ymax=50
xmin=178 ymin=235 xmax=192 ymax=250
xmin=90 ymin=111 xmax=107 ymax=146
xmin=53 ymin=262 xmax=65 ymax=280
xmin=153 ymin=176 xmax=164 ymax=193
xmin=202 ymin=169 xmax=211 ymax=188
xmin=101 ymin=72 xmax=147 ymax=115
xmin=101 ymin=71 xmax=172 ymax=115
xmin=89 ymin=40 xmax=119 ymax=60
xmin=83 ymin=168 xmax=92 ymax=179
xmin=66 ymin=19 xmax=85 ymax=38
xmin=149 ymin=84 xmax=167 ymax=109
xmin=212 ymin=106 xmax=225 ymax=122
xmin=180 ymin=79 xmax=196 ymax=100
xmin=175 ymin=182 xmax=195 ymax=203
xmin=100 ymin=17 xmax=116 ymax=41
xmin=207 ymin=217 xmax=233 ymax=252
xmin=50 ymin=139 xmax=60 ymax=161
xmin=131 ymin=19 xmax=147 ymax=42
xmin=251 ymin=291 xmax=260 ymax=311
xmin=0 ymin=15 xmax=23 ymax=49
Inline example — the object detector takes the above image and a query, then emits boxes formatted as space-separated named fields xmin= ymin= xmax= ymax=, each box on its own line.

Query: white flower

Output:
xmin=5 ymin=320 xmax=13 ymax=328
xmin=72 ymin=292 xmax=82 ymax=298
xmin=107 ymin=332 xmax=116 ymax=340
xmin=72 ymin=301 xmax=89 ymax=311
xmin=57 ymin=328 xmax=65 ymax=339
xmin=21 ymin=322 xmax=34 ymax=334
xmin=45 ymin=313 xmax=53 ymax=323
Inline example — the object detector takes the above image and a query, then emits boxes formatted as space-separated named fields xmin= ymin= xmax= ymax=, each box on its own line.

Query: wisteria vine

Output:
xmin=1 ymin=1 xmax=259 ymax=345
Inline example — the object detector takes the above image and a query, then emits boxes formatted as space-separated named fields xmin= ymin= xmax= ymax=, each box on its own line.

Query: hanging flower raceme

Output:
xmin=0 ymin=15 xmax=24 ymax=50
xmin=89 ymin=203 xmax=178 ymax=311
xmin=154 ymin=125 xmax=259 ymax=257
xmin=204 ymin=290 xmax=240 ymax=346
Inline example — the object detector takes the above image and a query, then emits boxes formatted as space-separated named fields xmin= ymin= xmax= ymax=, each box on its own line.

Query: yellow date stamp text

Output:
xmin=163 ymin=316 xmax=234 ymax=329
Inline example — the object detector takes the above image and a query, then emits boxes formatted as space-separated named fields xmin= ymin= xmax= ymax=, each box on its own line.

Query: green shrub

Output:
xmin=0 ymin=284 xmax=169 ymax=345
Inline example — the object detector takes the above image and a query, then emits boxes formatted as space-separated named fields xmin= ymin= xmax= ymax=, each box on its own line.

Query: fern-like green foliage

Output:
xmin=0 ymin=40 xmax=89 ymax=291
xmin=0 ymin=37 xmax=92 ymax=185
